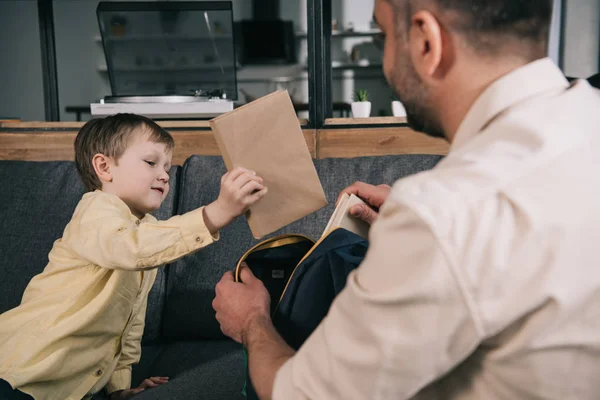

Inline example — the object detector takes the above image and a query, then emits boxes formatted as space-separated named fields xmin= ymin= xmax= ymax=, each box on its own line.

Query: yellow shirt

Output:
xmin=0 ymin=190 xmax=217 ymax=400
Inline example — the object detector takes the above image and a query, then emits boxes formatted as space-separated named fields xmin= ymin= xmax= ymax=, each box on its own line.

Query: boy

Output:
xmin=0 ymin=114 xmax=267 ymax=400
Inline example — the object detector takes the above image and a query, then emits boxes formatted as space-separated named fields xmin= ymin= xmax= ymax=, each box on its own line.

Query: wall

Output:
xmin=0 ymin=0 xmax=45 ymax=121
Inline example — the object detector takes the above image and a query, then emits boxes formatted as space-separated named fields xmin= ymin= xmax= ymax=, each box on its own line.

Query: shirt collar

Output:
xmin=450 ymin=58 xmax=569 ymax=151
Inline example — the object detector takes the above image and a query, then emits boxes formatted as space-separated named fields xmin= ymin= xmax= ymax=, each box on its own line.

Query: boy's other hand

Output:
xmin=109 ymin=377 xmax=169 ymax=399
xmin=203 ymin=167 xmax=268 ymax=234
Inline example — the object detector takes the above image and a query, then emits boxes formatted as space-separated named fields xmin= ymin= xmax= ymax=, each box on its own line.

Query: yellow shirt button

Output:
xmin=195 ymin=236 xmax=203 ymax=243
xmin=135 ymin=220 xmax=141 ymax=226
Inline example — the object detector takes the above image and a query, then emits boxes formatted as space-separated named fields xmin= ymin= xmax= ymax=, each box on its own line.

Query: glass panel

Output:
xmin=97 ymin=2 xmax=237 ymax=98
xmin=53 ymin=0 xmax=309 ymax=122
xmin=236 ymin=0 xmax=309 ymax=121
xmin=327 ymin=0 xmax=397 ymax=121
xmin=326 ymin=0 xmax=565 ymax=124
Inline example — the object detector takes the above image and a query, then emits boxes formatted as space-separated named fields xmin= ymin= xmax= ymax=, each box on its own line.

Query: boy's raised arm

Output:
xmin=65 ymin=195 xmax=217 ymax=271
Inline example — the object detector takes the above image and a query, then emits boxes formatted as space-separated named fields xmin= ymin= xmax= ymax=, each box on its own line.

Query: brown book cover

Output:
xmin=210 ymin=90 xmax=328 ymax=239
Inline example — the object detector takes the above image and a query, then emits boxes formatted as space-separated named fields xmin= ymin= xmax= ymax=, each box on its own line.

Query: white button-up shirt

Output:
xmin=273 ymin=58 xmax=600 ymax=399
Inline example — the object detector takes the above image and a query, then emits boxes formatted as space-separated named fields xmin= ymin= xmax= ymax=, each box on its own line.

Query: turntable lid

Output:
xmin=97 ymin=1 xmax=238 ymax=100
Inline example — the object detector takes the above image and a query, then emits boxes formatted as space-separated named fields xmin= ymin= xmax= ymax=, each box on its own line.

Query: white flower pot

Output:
xmin=351 ymin=101 xmax=371 ymax=118
xmin=392 ymin=101 xmax=407 ymax=117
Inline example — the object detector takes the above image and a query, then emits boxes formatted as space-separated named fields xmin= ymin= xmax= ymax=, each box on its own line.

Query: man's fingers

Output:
xmin=216 ymin=271 xmax=234 ymax=294
xmin=337 ymin=181 xmax=373 ymax=205
xmin=350 ymin=204 xmax=377 ymax=225
xmin=150 ymin=377 xmax=169 ymax=384
xmin=239 ymin=265 xmax=257 ymax=283
xmin=220 ymin=270 xmax=234 ymax=282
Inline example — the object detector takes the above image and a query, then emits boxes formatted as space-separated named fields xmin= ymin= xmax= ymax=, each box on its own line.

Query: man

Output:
xmin=213 ymin=0 xmax=600 ymax=398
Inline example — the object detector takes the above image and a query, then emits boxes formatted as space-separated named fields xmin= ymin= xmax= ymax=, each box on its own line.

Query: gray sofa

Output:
xmin=0 ymin=154 xmax=441 ymax=399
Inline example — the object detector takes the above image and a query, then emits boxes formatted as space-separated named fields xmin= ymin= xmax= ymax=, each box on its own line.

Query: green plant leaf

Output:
xmin=353 ymin=89 xmax=369 ymax=102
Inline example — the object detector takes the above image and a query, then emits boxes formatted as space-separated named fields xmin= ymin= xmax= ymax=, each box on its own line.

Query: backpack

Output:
xmin=235 ymin=228 xmax=369 ymax=398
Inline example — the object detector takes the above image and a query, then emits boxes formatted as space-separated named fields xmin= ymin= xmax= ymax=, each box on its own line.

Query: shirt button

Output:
xmin=96 ymin=369 xmax=103 ymax=376
xmin=195 ymin=236 xmax=203 ymax=243
xmin=135 ymin=220 xmax=140 ymax=226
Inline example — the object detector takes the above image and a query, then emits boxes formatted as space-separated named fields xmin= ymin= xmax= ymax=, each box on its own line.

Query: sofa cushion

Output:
xmin=162 ymin=154 xmax=443 ymax=340
xmin=0 ymin=160 xmax=180 ymax=345
xmin=163 ymin=156 xmax=253 ymax=341
xmin=131 ymin=340 xmax=245 ymax=400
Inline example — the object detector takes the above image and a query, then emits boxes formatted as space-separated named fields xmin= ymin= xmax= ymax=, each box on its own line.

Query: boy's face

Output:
xmin=104 ymin=131 xmax=172 ymax=219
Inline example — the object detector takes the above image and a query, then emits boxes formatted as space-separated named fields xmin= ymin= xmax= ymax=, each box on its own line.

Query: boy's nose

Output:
xmin=159 ymin=171 xmax=170 ymax=182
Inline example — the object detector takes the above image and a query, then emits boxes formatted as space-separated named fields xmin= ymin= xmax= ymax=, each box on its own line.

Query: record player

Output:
xmin=91 ymin=1 xmax=237 ymax=119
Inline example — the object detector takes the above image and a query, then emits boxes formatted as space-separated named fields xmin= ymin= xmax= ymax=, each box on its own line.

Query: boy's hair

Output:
xmin=74 ymin=113 xmax=175 ymax=191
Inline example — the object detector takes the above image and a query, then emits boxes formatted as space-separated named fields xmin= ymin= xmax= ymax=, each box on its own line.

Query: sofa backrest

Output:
xmin=0 ymin=160 xmax=180 ymax=345
xmin=161 ymin=154 xmax=443 ymax=341
xmin=0 ymin=154 xmax=443 ymax=344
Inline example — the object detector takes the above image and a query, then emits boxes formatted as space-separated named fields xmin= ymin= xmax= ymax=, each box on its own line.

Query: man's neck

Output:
xmin=436 ymin=56 xmax=532 ymax=142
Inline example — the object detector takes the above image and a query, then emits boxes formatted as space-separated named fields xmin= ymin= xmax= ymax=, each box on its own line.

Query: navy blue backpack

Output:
xmin=235 ymin=228 xmax=368 ymax=398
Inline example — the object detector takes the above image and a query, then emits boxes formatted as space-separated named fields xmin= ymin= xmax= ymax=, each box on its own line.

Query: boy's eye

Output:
xmin=145 ymin=160 xmax=155 ymax=167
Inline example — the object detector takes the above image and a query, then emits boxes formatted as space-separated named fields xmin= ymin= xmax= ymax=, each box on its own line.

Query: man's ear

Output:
xmin=409 ymin=10 xmax=444 ymax=80
xmin=92 ymin=153 xmax=113 ymax=184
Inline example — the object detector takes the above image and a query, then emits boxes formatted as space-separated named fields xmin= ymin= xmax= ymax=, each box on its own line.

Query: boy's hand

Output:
xmin=109 ymin=377 xmax=169 ymax=399
xmin=203 ymin=167 xmax=268 ymax=234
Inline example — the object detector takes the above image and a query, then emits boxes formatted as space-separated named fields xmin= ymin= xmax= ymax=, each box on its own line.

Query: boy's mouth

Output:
xmin=151 ymin=187 xmax=164 ymax=194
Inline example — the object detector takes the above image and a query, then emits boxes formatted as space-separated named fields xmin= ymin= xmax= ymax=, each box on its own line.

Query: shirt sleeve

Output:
xmin=64 ymin=194 xmax=218 ymax=271
xmin=272 ymin=199 xmax=484 ymax=399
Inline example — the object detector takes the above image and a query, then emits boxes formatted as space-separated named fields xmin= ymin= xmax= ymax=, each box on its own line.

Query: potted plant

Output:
xmin=391 ymin=94 xmax=407 ymax=117
xmin=352 ymin=89 xmax=371 ymax=118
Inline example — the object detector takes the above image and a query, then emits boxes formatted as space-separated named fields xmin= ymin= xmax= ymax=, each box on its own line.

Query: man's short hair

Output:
xmin=74 ymin=113 xmax=175 ymax=192
xmin=397 ymin=0 xmax=553 ymax=57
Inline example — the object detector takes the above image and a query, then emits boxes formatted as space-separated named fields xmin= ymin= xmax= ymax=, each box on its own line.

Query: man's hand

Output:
xmin=337 ymin=181 xmax=391 ymax=225
xmin=109 ymin=377 xmax=169 ymax=399
xmin=204 ymin=167 xmax=268 ymax=234
xmin=213 ymin=264 xmax=271 ymax=344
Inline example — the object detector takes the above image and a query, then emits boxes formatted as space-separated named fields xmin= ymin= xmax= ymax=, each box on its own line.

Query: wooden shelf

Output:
xmin=0 ymin=121 xmax=449 ymax=164
xmin=326 ymin=117 xmax=407 ymax=125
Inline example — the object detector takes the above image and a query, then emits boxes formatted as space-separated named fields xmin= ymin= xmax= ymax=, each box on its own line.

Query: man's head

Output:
xmin=375 ymin=0 xmax=553 ymax=138
xmin=75 ymin=113 xmax=175 ymax=218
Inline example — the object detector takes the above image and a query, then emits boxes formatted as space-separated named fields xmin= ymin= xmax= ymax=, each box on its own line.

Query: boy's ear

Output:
xmin=92 ymin=153 xmax=113 ymax=183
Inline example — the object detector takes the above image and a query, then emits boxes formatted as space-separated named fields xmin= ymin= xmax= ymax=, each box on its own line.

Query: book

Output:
xmin=321 ymin=193 xmax=370 ymax=239
xmin=210 ymin=90 xmax=328 ymax=239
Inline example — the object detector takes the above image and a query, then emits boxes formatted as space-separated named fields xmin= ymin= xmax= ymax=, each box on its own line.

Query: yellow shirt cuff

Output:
xmin=105 ymin=368 xmax=131 ymax=394
xmin=179 ymin=206 xmax=220 ymax=251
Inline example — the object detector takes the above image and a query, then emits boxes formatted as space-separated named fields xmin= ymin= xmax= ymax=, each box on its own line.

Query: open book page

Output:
xmin=322 ymin=193 xmax=370 ymax=239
